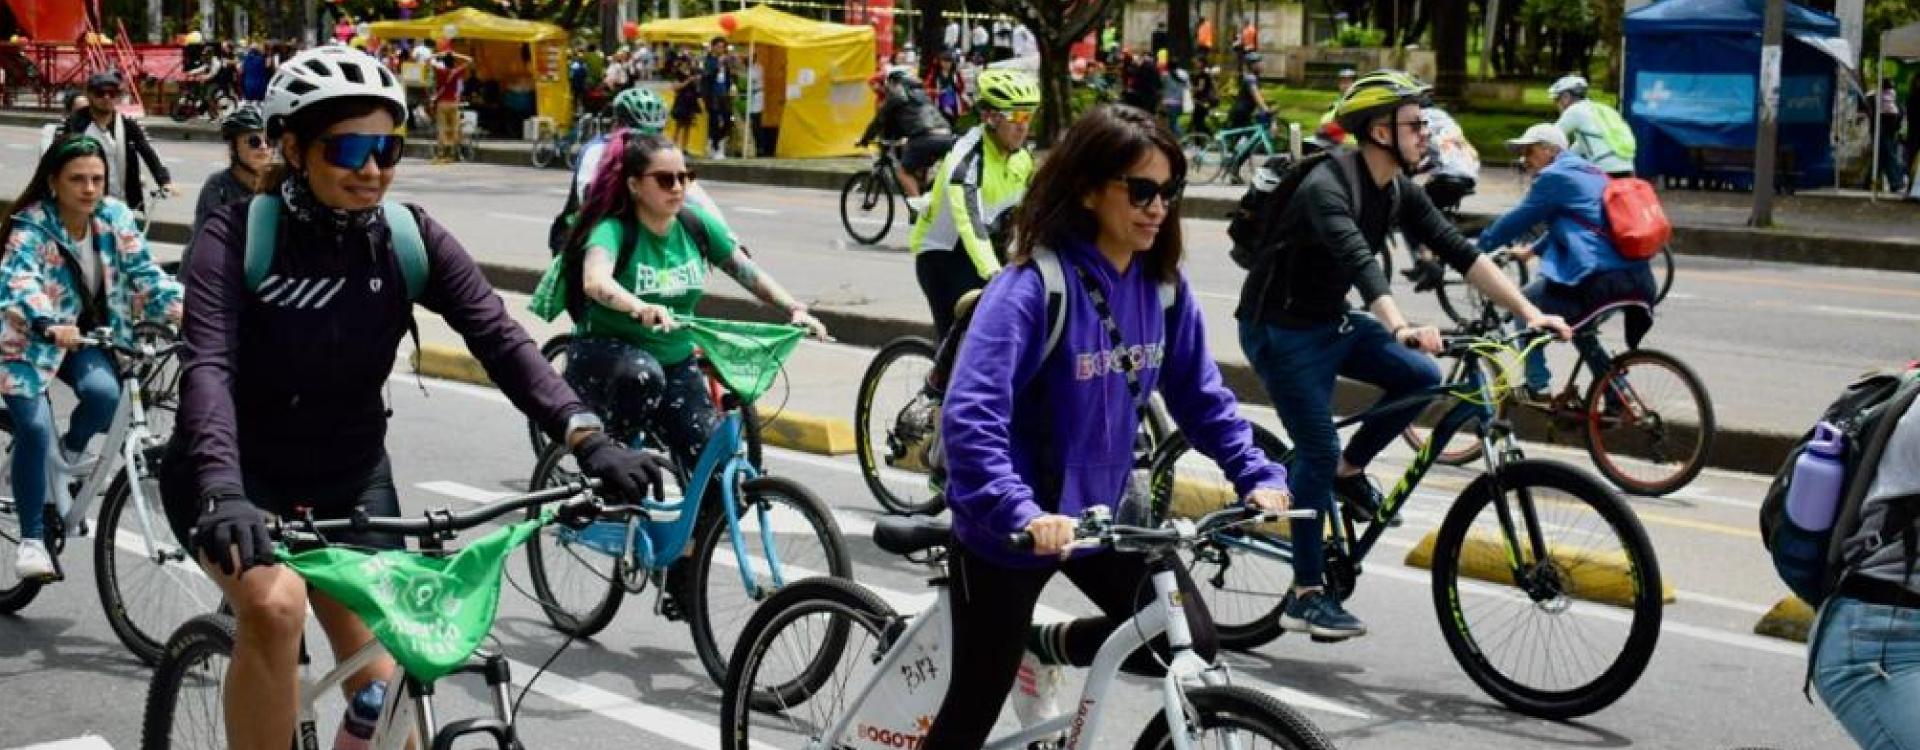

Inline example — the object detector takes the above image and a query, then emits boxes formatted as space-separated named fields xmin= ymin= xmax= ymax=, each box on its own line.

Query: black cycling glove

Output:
xmin=194 ymin=485 xmax=275 ymax=576
xmin=573 ymin=432 xmax=673 ymax=504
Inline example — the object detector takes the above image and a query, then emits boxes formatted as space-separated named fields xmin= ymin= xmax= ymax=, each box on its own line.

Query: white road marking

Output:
xmin=1665 ymin=485 xmax=1761 ymax=510
xmin=8 ymin=737 xmax=116 ymax=750
xmin=490 ymin=212 xmax=555 ymax=225
xmin=1806 ymin=305 xmax=1920 ymax=323
xmin=6 ymin=142 xmax=32 ymax=150
xmin=507 ymin=658 xmax=781 ymax=750
xmin=416 ymin=480 xmax=509 ymax=504
xmin=732 ymin=206 xmax=780 ymax=216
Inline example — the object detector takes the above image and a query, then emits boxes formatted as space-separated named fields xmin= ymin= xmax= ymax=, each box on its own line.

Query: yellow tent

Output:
xmin=639 ymin=5 xmax=874 ymax=158
xmin=370 ymin=8 xmax=573 ymax=130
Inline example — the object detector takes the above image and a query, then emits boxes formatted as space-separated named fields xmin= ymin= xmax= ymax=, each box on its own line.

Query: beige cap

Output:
xmin=1506 ymin=123 xmax=1569 ymax=151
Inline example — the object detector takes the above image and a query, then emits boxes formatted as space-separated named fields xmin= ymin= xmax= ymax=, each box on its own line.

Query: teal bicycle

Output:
xmin=522 ymin=318 xmax=851 ymax=688
xmin=1147 ymin=322 xmax=1664 ymax=720
xmin=1187 ymin=112 xmax=1283 ymax=185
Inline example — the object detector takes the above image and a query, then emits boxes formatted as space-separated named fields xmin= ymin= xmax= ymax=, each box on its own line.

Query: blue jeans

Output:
xmin=1813 ymin=595 xmax=1920 ymax=749
xmin=1240 ymin=313 xmax=1440 ymax=587
xmin=4 ymin=347 xmax=120 ymax=540
xmin=1519 ymin=266 xmax=1655 ymax=391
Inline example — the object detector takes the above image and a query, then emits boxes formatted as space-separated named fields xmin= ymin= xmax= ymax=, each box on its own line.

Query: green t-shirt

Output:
xmin=579 ymin=208 xmax=735 ymax=364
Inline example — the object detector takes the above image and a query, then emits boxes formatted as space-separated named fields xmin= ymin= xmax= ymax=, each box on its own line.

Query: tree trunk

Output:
xmin=1169 ymin=0 xmax=1192 ymax=68
xmin=1037 ymin=42 xmax=1074 ymax=145
xmin=979 ymin=0 xmax=1122 ymax=144
xmin=919 ymin=0 xmax=946 ymax=76
xmin=1432 ymin=0 xmax=1466 ymax=98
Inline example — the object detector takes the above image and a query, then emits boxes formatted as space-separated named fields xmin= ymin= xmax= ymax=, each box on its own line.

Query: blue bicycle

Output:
xmin=523 ymin=324 xmax=849 ymax=688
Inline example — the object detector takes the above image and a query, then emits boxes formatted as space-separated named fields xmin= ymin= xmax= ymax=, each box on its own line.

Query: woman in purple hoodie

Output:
xmin=926 ymin=104 xmax=1292 ymax=747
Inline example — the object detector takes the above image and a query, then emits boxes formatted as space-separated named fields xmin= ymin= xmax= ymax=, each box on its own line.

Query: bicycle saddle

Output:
xmin=873 ymin=515 xmax=951 ymax=556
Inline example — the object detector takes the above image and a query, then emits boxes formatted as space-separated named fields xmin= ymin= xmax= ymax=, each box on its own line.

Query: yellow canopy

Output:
xmin=368 ymin=7 xmax=565 ymax=44
xmin=640 ymin=5 xmax=874 ymax=158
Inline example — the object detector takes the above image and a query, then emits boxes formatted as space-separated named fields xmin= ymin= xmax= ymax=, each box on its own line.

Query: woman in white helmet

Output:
xmin=163 ymin=45 xmax=670 ymax=747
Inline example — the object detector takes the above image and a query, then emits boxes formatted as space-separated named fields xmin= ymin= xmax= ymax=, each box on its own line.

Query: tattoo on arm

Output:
xmin=718 ymin=251 xmax=761 ymax=288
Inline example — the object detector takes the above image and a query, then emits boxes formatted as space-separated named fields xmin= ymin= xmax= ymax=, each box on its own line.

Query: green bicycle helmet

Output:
xmin=221 ymin=106 xmax=266 ymax=140
xmin=610 ymin=87 xmax=669 ymax=134
xmin=976 ymin=69 xmax=1041 ymax=111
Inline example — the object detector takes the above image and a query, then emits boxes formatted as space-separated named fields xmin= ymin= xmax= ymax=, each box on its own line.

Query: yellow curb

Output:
xmin=1404 ymin=528 xmax=1676 ymax=607
xmin=412 ymin=343 xmax=857 ymax=456
xmin=1754 ymin=596 xmax=1814 ymax=643
xmin=1164 ymin=476 xmax=1295 ymax=539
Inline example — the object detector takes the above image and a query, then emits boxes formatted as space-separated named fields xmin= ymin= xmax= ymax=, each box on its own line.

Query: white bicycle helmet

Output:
xmin=1547 ymin=74 xmax=1589 ymax=100
xmin=263 ymin=45 xmax=407 ymax=134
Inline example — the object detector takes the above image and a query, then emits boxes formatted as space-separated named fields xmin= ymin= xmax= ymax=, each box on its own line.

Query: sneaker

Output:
xmin=1011 ymin=648 xmax=1065 ymax=732
xmin=904 ymin=193 xmax=932 ymax=215
xmin=1278 ymin=589 xmax=1366 ymax=641
xmin=14 ymin=539 xmax=53 ymax=582
xmin=54 ymin=443 xmax=98 ymax=475
xmin=1333 ymin=472 xmax=1396 ymax=526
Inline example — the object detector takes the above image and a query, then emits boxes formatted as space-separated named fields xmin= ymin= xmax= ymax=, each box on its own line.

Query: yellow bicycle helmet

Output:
xmin=1335 ymin=69 xmax=1432 ymax=170
xmin=976 ymin=69 xmax=1041 ymax=111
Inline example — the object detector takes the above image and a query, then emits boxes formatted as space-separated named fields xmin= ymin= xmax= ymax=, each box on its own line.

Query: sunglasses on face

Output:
xmin=241 ymin=134 xmax=269 ymax=150
xmin=1114 ymin=176 xmax=1183 ymax=209
xmin=318 ymin=133 xmax=404 ymax=171
xmin=995 ymin=109 xmax=1035 ymax=125
xmin=641 ymin=170 xmax=696 ymax=190
xmin=1395 ymin=118 xmax=1431 ymax=135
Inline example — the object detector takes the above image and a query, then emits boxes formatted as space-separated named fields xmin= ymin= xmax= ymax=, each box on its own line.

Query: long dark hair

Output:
xmin=2 ymin=135 xmax=110 ymax=245
xmin=1011 ymin=104 xmax=1187 ymax=282
xmin=259 ymin=96 xmax=401 ymax=194
xmin=561 ymin=131 xmax=679 ymax=317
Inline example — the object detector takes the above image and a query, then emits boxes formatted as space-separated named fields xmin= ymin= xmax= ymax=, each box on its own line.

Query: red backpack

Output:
xmin=1596 ymin=177 xmax=1671 ymax=261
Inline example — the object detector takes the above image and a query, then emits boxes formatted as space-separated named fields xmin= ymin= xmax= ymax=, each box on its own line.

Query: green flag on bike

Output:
xmin=527 ymin=255 xmax=569 ymax=323
xmin=276 ymin=510 xmax=553 ymax=683
xmin=683 ymin=317 xmax=804 ymax=404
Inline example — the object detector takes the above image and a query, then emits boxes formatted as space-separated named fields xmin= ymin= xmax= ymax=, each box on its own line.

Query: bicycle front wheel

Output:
xmin=1147 ymin=425 xmax=1299 ymax=650
xmin=854 ymin=337 xmax=944 ymax=515
xmin=531 ymin=138 xmax=558 ymax=168
xmin=526 ymin=334 xmax=575 ymax=459
xmin=839 ymin=171 xmax=895 ymax=245
xmin=141 ymin=613 xmax=236 ymax=750
xmin=1583 ymin=349 xmax=1715 ymax=497
xmin=687 ymin=475 xmax=851 ymax=689
xmin=1429 ymin=459 xmax=1663 ymax=720
xmin=1194 ymin=138 xmax=1232 ymax=184
xmin=524 ymin=441 xmax=631 ymax=637
xmin=720 ymin=577 xmax=898 ymax=750
xmin=97 ymin=462 xmax=220 ymax=666
xmin=1131 ymin=685 xmax=1338 ymax=750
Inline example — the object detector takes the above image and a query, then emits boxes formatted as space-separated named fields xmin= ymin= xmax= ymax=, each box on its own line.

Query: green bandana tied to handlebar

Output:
xmin=275 ymin=509 xmax=554 ymax=682
xmin=682 ymin=317 xmax=804 ymax=404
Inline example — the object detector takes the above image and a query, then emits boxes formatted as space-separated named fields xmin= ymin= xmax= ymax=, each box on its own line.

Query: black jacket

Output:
xmin=57 ymin=111 xmax=171 ymax=213
xmin=1235 ymin=153 xmax=1480 ymax=327
xmin=860 ymin=86 xmax=949 ymax=145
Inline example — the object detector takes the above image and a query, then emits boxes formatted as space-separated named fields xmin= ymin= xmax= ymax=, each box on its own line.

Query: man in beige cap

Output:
xmin=1475 ymin=123 xmax=1655 ymax=401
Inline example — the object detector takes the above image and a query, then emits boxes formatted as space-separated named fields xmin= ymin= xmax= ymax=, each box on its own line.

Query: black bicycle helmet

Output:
xmin=86 ymin=70 xmax=123 ymax=93
xmin=221 ymin=106 xmax=266 ymax=140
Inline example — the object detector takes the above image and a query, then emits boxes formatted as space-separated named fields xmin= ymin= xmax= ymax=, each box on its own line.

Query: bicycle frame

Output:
xmin=826 ymin=553 xmax=1225 ymax=750
xmin=31 ymin=347 xmax=175 ymax=576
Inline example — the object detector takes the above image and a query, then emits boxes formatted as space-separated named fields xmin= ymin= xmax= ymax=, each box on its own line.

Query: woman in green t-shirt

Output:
xmin=559 ymin=131 xmax=828 ymax=468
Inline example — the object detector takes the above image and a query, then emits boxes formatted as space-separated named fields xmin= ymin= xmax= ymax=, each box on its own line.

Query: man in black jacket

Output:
xmin=858 ymin=68 xmax=955 ymax=204
xmin=1235 ymin=70 xmax=1571 ymax=640
xmin=57 ymin=71 xmax=173 ymax=214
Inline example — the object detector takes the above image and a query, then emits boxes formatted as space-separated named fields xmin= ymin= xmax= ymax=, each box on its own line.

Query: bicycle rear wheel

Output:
xmin=0 ymin=412 xmax=40 ymax=613
xmin=1147 ymin=426 xmax=1299 ymax=651
xmin=1583 ymin=349 xmax=1714 ymax=497
xmin=854 ymin=337 xmax=945 ymax=515
xmin=1400 ymin=357 xmax=1493 ymax=467
xmin=720 ymin=577 xmax=898 ymax=750
xmin=531 ymin=137 xmax=558 ymax=168
xmin=1438 ymin=250 xmax=1531 ymax=328
xmin=1130 ymin=685 xmax=1338 ymax=750
xmin=1652 ymin=246 xmax=1675 ymax=305
xmin=524 ymin=441 xmax=634 ymax=637
xmin=96 ymin=461 xmax=220 ymax=666
xmin=687 ymin=474 xmax=851 ymax=688
xmin=526 ymin=334 xmax=575 ymax=459
xmin=839 ymin=171 xmax=895 ymax=245
xmin=1429 ymin=459 xmax=1663 ymax=720
xmin=141 ymin=612 xmax=236 ymax=750
xmin=1193 ymin=138 xmax=1232 ymax=184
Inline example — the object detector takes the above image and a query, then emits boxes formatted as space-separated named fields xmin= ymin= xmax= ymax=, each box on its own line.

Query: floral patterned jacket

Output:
xmin=0 ymin=197 xmax=183 ymax=399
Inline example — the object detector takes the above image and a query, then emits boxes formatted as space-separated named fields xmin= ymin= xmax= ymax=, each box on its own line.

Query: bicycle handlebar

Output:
xmin=1006 ymin=505 xmax=1318 ymax=554
xmin=76 ymin=325 xmax=180 ymax=360
xmin=274 ymin=479 xmax=603 ymax=545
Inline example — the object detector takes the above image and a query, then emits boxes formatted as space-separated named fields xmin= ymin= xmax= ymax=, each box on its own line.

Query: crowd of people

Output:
xmin=573 ymin=36 xmax=759 ymax=158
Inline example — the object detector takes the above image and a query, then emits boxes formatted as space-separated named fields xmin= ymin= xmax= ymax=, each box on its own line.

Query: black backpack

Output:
xmin=1225 ymin=148 xmax=1388 ymax=271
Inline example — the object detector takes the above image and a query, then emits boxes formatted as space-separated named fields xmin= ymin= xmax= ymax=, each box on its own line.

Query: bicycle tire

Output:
xmin=854 ymin=337 xmax=944 ymax=515
xmin=526 ymin=334 xmax=575 ymax=460
xmin=169 ymin=100 xmax=192 ymax=123
xmin=1429 ymin=459 xmax=1663 ymax=720
xmin=1146 ymin=425 xmax=1297 ymax=651
xmin=1652 ymin=246 xmax=1675 ymax=305
xmin=1180 ymin=133 xmax=1214 ymax=169
xmin=96 ymin=460 xmax=220 ymax=667
xmin=1399 ymin=356 xmax=1494 ymax=467
xmin=0 ymin=412 xmax=40 ymax=613
xmin=141 ymin=612 xmax=237 ymax=750
xmin=1130 ymin=684 xmax=1338 ymax=750
xmin=719 ymin=577 xmax=897 ymax=750
xmin=840 ymin=171 xmax=894 ymax=245
xmin=524 ymin=440 xmax=627 ymax=637
xmin=1195 ymin=138 xmax=1232 ymax=184
xmin=458 ymin=140 xmax=477 ymax=163
xmin=1583 ymin=348 xmax=1715 ymax=497
xmin=686 ymin=475 xmax=851 ymax=689
xmin=531 ymin=138 xmax=558 ymax=168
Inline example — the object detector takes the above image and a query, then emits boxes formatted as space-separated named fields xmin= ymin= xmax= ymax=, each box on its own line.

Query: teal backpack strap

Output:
xmin=1034 ymin=247 xmax=1068 ymax=363
xmin=244 ymin=195 xmax=281 ymax=293
xmin=382 ymin=200 xmax=428 ymax=301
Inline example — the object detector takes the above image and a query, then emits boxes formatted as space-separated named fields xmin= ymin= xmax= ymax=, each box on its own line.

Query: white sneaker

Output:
xmin=14 ymin=539 xmax=54 ymax=581
xmin=905 ymin=193 xmax=932 ymax=215
xmin=1011 ymin=649 xmax=1065 ymax=733
xmin=54 ymin=444 xmax=99 ymax=475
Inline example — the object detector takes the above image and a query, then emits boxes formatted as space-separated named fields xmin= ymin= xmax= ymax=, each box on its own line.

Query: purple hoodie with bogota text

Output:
xmin=942 ymin=237 xmax=1288 ymax=569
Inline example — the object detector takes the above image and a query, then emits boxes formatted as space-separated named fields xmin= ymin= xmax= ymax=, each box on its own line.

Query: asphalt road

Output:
xmin=0 ymin=326 xmax=1854 ymax=748
xmin=2 ymin=123 xmax=1917 ymax=440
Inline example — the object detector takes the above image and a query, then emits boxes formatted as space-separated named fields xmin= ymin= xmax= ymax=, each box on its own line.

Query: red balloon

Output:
xmin=718 ymin=14 xmax=739 ymax=34
xmin=621 ymin=21 xmax=639 ymax=41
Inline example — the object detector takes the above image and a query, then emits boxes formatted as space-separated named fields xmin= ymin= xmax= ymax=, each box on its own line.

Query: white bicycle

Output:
xmin=718 ymin=505 xmax=1337 ymax=750
xmin=0 ymin=322 xmax=207 ymax=666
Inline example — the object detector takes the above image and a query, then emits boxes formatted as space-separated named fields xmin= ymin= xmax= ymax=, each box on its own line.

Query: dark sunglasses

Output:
xmin=1114 ymin=176 xmax=1183 ymax=209
xmin=241 ymin=134 xmax=269 ymax=150
xmin=641 ymin=170 xmax=697 ymax=190
xmin=319 ymin=133 xmax=405 ymax=171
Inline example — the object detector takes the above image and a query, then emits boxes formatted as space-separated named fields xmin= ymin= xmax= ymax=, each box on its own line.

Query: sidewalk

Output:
xmin=6 ymin=105 xmax=1916 ymax=272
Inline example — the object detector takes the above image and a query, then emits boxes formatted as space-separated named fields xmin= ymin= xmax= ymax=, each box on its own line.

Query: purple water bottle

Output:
xmin=1785 ymin=422 xmax=1847 ymax=532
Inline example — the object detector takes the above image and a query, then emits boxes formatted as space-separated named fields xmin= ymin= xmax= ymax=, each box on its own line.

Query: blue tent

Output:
xmin=1622 ymin=0 xmax=1845 ymax=187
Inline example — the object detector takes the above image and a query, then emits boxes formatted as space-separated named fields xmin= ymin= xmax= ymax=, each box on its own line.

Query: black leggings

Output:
xmin=915 ymin=249 xmax=988 ymax=343
xmin=564 ymin=336 xmax=717 ymax=470
xmin=921 ymin=544 xmax=1218 ymax=749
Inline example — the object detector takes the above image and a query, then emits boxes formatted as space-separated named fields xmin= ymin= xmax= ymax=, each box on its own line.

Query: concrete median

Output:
xmin=1754 ymin=596 xmax=1815 ymax=644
